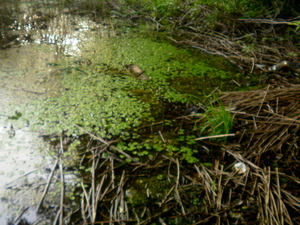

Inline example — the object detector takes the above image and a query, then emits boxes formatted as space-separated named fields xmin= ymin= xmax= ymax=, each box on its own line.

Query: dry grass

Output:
xmin=30 ymin=86 xmax=300 ymax=225
xmin=62 ymin=85 xmax=300 ymax=224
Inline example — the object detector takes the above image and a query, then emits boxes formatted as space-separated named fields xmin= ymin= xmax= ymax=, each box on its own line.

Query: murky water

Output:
xmin=0 ymin=44 xmax=53 ymax=223
xmin=0 ymin=1 xmax=99 ymax=223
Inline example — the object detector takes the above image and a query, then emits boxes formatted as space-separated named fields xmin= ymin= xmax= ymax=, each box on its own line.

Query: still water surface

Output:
xmin=0 ymin=1 xmax=97 ymax=223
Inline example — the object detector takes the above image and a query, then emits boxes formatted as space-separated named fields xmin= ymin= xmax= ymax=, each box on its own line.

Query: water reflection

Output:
xmin=0 ymin=0 xmax=99 ymax=223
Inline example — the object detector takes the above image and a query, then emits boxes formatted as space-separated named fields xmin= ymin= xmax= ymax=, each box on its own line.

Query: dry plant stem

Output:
xmin=59 ymin=136 xmax=65 ymax=225
xmin=73 ymin=124 xmax=147 ymax=166
xmin=138 ymin=206 xmax=175 ymax=225
xmin=53 ymin=209 xmax=61 ymax=225
xmin=175 ymin=158 xmax=186 ymax=215
xmin=95 ymin=174 xmax=108 ymax=206
xmin=158 ymin=217 xmax=167 ymax=225
xmin=173 ymin=12 xmax=298 ymax=72
xmin=81 ymin=194 xmax=87 ymax=224
xmin=160 ymin=185 xmax=175 ymax=205
xmin=280 ymin=189 xmax=300 ymax=209
xmin=81 ymin=181 xmax=92 ymax=220
xmin=201 ymin=165 xmax=216 ymax=204
xmin=110 ymin=159 xmax=115 ymax=224
xmin=5 ymin=169 xmax=38 ymax=188
xmin=110 ymin=170 xmax=128 ymax=224
xmin=221 ymin=87 xmax=300 ymax=163
xmin=36 ymin=159 xmax=59 ymax=213
xmin=257 ymin=85 xmax=270 ymax=116
xmin=237 ymin=18 xmax=293 ymax=24
xmin=276 ymin=168 xmax=284 ymax=225
xmin=91 ymin=149 xmax=96 ymax=223
xmin=32 ymin=218 xmax=43 ymax=225
xmin=195 ymin=133 xmax=235 ymax=141
xmin=256 ymin=167 xmax=295 ymax=225
xmin=192 ymin=210 xmax=227 ymax=225
xmin=14 ymin=207 xmax=29 ymax=224
xmin=223 ymin=147 xmax=262 ymax=172
xmin=216 ymin=165 xmax=223 ymax=211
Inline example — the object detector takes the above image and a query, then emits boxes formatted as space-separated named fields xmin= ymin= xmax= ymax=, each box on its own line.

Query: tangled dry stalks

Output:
xmin=169 ymin=5 xmax=299 ymax=73
xmin=217 ymin=85 xmax=300 ymax=224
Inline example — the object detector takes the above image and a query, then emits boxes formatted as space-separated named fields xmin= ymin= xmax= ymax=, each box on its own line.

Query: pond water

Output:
xmin=0 ymin=44 xmax=51 ymax=224
xmin=0 ymin=1 xmax=250 ymax=224
xmin=0 ymin=2 xmax=99 ymax=223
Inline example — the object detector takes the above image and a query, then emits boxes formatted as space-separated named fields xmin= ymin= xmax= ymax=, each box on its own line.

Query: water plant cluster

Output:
xmin=17 ymin=0 xmax=300 ymax=224
xmin=32 ymin=68 xmax=151 ymax=139
xmin=29 ymin=32 xmax=238 ymax=165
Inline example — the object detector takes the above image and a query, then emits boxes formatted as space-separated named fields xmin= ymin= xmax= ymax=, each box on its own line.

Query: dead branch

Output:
xmin=237 ymin=18 xmax=294 ymax=25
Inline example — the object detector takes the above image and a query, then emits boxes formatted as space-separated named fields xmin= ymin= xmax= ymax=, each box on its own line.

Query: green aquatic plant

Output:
xmin=27 ymin=29 xmax=240 ymax=167
xmin=200 ymin=101 xmax=234 ymax=141
xmin=29 ymin=67 xmax=152 ymax=138
xmin=91 ymin=33 xmax=239 ymax=103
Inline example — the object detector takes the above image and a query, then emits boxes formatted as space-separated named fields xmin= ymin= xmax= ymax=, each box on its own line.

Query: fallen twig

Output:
xmin=14 ymin=207 xmax=29 ymax=224
xmin=59 ymin=136 xmax=65 ymax=225
xmin=73 ymin=124 xmax=148 ymax=167
xmin=195 ymin=133 xmax=235 ymax=141
xmin=36 ymin=159 xmax=59 ymax=213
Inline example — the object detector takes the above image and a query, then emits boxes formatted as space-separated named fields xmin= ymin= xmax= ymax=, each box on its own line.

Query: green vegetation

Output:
xmin=13 ymin=0 xmax=300 ymax=224
xmin=200 ymin=101 xmax=234 ymax=141
xmin=28 ymin=31 xmax=240 ymax=164
xmin=2 ymin=0 xmax=300 ymax=224
xmin=30 ymin=67 xmax=152 ymax=138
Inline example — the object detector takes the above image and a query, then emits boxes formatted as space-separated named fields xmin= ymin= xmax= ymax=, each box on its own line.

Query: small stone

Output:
xmin=124 ymin=64 xmax=151 ymax=80
xmin=234 ymin=162 xmax=247 ymax=174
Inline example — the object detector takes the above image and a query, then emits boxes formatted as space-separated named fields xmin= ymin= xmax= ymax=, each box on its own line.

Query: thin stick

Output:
xmin=5 ymin=169 xmax=38 ymax=188
xmin=175 ymin=158 xmax=185 ymax=215
xmin=81 ymin=193 xmax=87 ymax=224
xmin=91 ymin=149 xmax=96 ymax=223
xmin=53 ymin=209 xmax=61 ymax=225
xmin=216 ymin=165 xmax=223 ymax=211
xmin=160 ymin=185 xmax=175 ymax=205
xmin=255 ymin=84 xmax=269 ymax=116
xmin=36 ymin=159 xmax=59 ymax=213
xmin=14 ymin=207 xmax=29 ymax=224
xmin=73 ymin=124 xmax=148 ymax=166
xmin=81 ymin=181 xmax=92 ymax=220
xmin=276 ymin=168 xmax=284 ymax=225
xmin=59 ymin=136 xmax=65 ymax=225
xmin=195 ymin=133 xmax=235 ymax=141
xmin=237 ymin=18 xmax=292 ymax=24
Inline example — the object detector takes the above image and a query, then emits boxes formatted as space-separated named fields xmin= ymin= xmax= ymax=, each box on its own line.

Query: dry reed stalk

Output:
xmin=95 ymin=174 xmax=108 ymax=204
xmin=13 ymin=207 xmax=29 ymax=224
xmin=195 ymin=133 xmax=235 ymax=141
xmin=59 ymin=136 xmax=65 ymax=225
xmin=53 ymin=209 xmax=61 ymax=225
xmin=36 ymin=159 xmax=59 ymax=213
xmin=160 ymin=185 xmax=175 ymax=205
xmin=110 ymin=170 xmax=128 ymax=224
xmin=175 ymin=158 xmax=186 ymax=215
xmin=81 ymin=181 xmax=92 ymax=220
xmin=81 ymin=193 xmax=87 ymax=224
xmin=74 ymin=124 xmax=148 ymax=166
xmin=91 ymin=149 xmax=96 ymax=222
xmin=201 ymin=165 xmax=216 ymax=204
xmin=220 ymin=87 xmax=300 ymax=165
